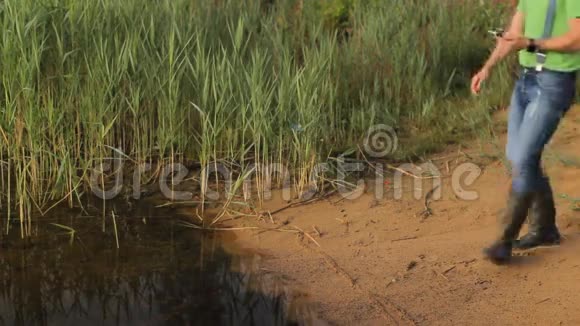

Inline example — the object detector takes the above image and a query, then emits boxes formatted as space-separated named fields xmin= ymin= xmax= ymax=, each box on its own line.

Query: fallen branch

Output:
xmin=392 ymin=236 xmax=418 ymax=242
xmin=267 ymin=189 xmax=337 ymax=216
xmin=535 ymin=298 xmax=551 ymax=305
xmin=312 ymin=225 xmax=322 ymax=237
xmin=177 ymin=222 xmax=261 ymax=232
xmin=386 ymin=164 xmax=440 ymax=180
xmin=442 ymin=265 xmax=456 ymax=274
xmin=318 ymin=249 xmax=356 ymax=287
xmin=293 ymin=225 xmax=321 ymax=247
xmin=373 ymin=293 xmax=418 ymax=326
xmin=432 ymin=269 xmax=449 ymax=282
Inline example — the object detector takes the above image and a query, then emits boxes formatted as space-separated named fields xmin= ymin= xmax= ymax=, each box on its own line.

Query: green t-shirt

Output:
xmin=517 ymin=0 xmax=580 ymax=71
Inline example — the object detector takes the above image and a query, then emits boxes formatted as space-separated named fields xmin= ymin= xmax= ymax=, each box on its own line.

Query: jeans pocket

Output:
xmin=537 ymin=71 xmax=576 ymax=108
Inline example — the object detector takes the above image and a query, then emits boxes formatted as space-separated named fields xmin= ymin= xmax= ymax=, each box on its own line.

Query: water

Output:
xmin=0 ymin=201 xmax=320 ymax=326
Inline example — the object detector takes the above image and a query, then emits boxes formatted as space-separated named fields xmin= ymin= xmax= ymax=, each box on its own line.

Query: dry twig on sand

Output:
xmin=432 ymin=269 xmax=449 ymax=282
xmin=293 ymin=225 xmax=321 ymax=247
xmin=442 ymin=265 xmax=456 ymax=274
xmin=312 ymin=225 xmax=322 ymax=237
xmin=392 ymin=236 xmax=418 ymax=242
xmin=267 ymin=189 xmax=337 ymax=216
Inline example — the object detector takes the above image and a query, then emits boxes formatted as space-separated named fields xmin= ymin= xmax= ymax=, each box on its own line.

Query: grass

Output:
xmin=49 ymin=222 xmax=76 ymax=245
xmin=0 ymin=0 xmax=517 ymax=234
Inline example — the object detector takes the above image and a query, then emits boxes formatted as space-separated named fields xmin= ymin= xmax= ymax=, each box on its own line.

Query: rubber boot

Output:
xmin=514 ymin=189 xmax=561 ymax=250
xmin=484 ymin=191 xmax=534 ymax=264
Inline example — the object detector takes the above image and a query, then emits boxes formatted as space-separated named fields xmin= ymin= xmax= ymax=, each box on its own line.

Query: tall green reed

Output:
xmin=0 ymin=0 xmax=514 ymax=232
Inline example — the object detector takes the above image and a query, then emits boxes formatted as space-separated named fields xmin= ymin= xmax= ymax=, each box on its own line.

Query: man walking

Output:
xmin=471 ymin=0 xmax=580 ymax=264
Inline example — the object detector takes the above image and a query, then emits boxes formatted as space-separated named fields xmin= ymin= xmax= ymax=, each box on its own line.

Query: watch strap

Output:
xmin=527 ymin=39 xmax=537 ymax=53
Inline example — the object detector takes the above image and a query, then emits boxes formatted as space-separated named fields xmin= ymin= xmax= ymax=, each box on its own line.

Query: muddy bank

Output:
xmin=224 ymin=109 xmax=580 ymax=325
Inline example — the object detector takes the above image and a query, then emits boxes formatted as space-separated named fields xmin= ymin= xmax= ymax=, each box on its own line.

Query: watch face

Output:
xmin=526 ymin=39 xmax=536 ymax=52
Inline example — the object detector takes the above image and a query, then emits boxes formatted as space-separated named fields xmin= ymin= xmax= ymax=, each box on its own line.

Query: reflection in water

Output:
xmin=0 ymin=203 xmax=320 ymax=326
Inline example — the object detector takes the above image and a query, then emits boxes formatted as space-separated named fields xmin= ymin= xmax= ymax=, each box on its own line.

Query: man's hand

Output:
xmin=470 ymin=10 xmax=523 ymax=95
xmin=471 ymin=36 xmax=520 ymax=95
xmin=471 ymin=67 xmax=490 ymax=95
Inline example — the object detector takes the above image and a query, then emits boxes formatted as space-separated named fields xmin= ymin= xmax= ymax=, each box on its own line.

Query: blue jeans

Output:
xmin=506 ymin=68 xmax=577 ymax=194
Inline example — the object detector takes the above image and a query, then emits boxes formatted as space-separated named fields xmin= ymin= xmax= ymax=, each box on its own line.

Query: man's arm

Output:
xmin=471 ymin=10 xmax=524 ymax=94
xmin=510 ymin=2 xmax=580 ymax=52
xmin=536 ymin=19 xmax=580 ymax=52
xmin=482 ymin=11 xmax=525 ymax=71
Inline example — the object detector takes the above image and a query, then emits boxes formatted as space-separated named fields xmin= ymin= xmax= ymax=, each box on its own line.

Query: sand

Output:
xmin=223 ymin=108 xmax=580 ymax=325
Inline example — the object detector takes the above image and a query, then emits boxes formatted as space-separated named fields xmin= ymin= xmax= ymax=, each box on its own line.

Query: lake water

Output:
xmin=0 ymin=201 xmax=321 ymax=326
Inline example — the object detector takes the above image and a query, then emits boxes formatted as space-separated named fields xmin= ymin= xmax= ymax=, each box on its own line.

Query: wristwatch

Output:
xmin=526 ymin=38 xmax=538 ymax=53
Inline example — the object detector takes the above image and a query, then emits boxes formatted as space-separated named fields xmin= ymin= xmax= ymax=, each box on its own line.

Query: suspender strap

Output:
xmin=536 ymin=0 xmax=557 ymax=71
